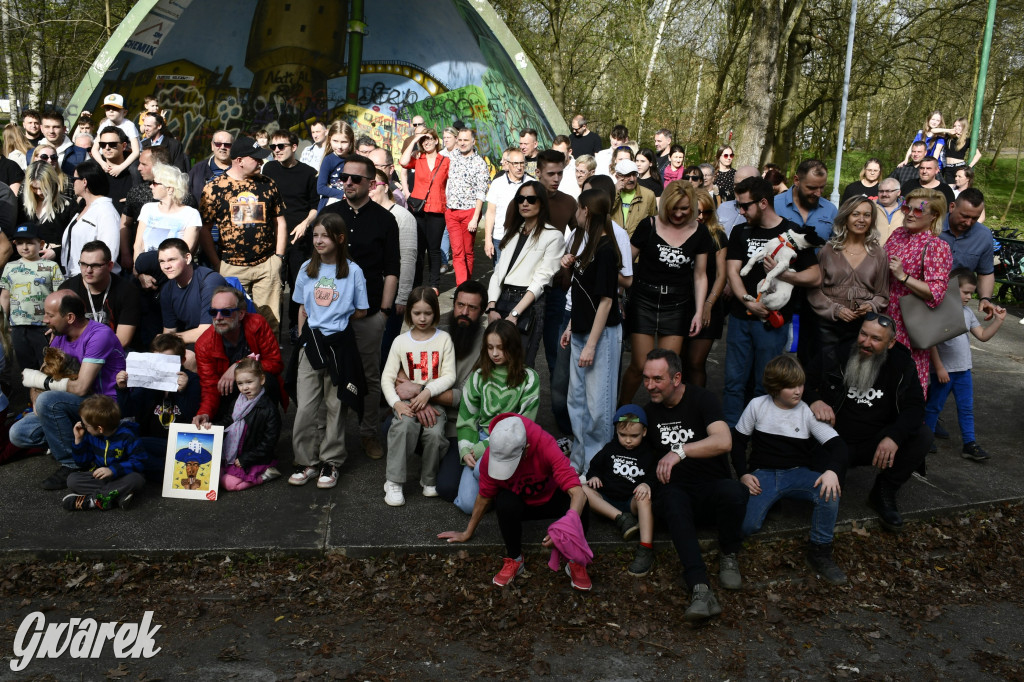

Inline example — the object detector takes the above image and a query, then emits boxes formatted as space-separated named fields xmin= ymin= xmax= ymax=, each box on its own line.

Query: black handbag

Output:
xmin=407 ymin=157 xmax=443 ymax=213
xmin=494 ymin=233 xmax=536 ymax=335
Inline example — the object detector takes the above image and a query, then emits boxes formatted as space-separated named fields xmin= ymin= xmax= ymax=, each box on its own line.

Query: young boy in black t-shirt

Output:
xmin=583 ymin=404 xmax=658 ymax=576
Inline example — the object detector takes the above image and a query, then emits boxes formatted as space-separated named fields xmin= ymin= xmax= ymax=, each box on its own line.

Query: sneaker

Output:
xmin=361 ymin=437 xmax=384 ymax=460
xmin=61 ymin=494 xmax=94 ymax=511
xmin=93 ymin=490 xmax=119 ymax=510
xmin=684 ymin=584 xmax=723 ymax=623
xmin=261 ymin=467 xmax=282 ymax=482
xmin=805 ymin=543 xmax=848 ymax=586
xmin=288 ymin=465 xmax=318 ymax=486
xmin=317 ymin=463 xmax=339 ymax=489
xmin=119 ymin=492 xmax=135 ymax=511
xmin=288 ymin=327 xmax=300 ymax=345
xmin=384 ymin=480 xmax=405 ymax=506
xmin=961 ymin=442 xmax=991 ymax=461
xmin=439 ymin=263 xmax=449 ymax=275
xmin=628 ymin=546 xmax=654 ymax=577
xmin=42 ymin=466 xmax=76 ymax=490
xmin=422 ymin=485 xmax=438 ymax=497
xmin=565 ymin=561 xmax=592 ymax=591
xmin=933 ymin=418 xmax=950 ymax=439
xmin=492 ymin=557 xmax=524 ymax=587
xmin=615 ymin=512 xmax=640 ymax=541
xmin=719 ymin=553 xmax=742 ymax=590
xmin=555 ymin=436 xmax=573 ymax=458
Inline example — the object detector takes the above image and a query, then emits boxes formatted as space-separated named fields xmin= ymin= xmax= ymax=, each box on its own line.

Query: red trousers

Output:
xmin=445 ymin=207 xmax=477 ymax=285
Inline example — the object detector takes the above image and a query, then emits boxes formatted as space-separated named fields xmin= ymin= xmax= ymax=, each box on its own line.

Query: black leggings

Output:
xmin=495 ymin=487 xmax=589 ymax=559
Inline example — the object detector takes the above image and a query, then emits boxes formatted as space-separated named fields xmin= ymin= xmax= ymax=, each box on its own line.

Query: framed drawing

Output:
xmin=162 ymin=424 xmax=224 ymax=501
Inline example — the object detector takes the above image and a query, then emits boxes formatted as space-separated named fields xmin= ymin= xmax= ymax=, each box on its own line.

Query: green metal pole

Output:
xmin=970 ymin=0 xmax=997 ymax=162
xmin=346 ymin=0 xmax=366 ymax=105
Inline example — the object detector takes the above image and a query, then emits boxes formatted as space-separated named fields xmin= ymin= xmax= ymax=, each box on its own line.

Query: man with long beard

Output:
xmin=804 ymin=314 xmax=931 ymax=533
xmin=390 ymin=279 xmax=487 ymax=503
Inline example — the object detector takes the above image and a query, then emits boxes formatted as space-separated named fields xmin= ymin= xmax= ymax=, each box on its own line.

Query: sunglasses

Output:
xmin=98 ymin=141 xmax=121 ymax=149
xmin=339 ymin=173 xmax=370 ymax=183
xmin=371 ymin=181 xmax=388 ymax=189
xmin=899 ymin=200 xmax=927 ymax=218
xmin=517 ymin=195 xmax=539 ymax=205
xmin=269 ymin=143 xmax=290 ymax=151
xmin=698 ymin=208 xmax=715 ymax=216
xmin=36 ymin=154 xmax=56 ymax=162
xmin=721 ymin=153 xmax=734 ymax=158
xmin=208 ymin=307 xmax=239 ymax=318
xmin=865 ymin=311 xmax=894 ymax=328
xmin=212 ymin=141 xmax=232 ymax=149
xmin=736 ymin=199 xmax=759 ymax=210
xmin=571 ymin=127 xmax=582 ymax=133
xmin=684 ymin=174 xmax=702 ymax=181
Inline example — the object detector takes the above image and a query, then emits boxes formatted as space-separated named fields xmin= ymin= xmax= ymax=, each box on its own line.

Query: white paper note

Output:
xmin=126 ymin=353 xmax=181 ymax=392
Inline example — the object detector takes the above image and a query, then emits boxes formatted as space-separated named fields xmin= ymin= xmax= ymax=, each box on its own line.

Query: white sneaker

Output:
xmin=261 ymin=467 xmax=281 ymax=483
xmin=288 ymin=466 xmax=318 ymax=486
xmin=422 ymin=485 xmax=438 ymax=497
xmin=384 ymin=480 xmax=405 ymax=506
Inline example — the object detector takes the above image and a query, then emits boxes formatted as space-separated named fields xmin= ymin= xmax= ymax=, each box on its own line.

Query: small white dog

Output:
xmin=739 ymin=228 xmax=825 ymax=310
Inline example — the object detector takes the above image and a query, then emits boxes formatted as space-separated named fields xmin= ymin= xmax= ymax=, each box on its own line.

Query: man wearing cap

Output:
xmin=91 ymin=94 xmax=141 ymax=176
xmin=94 ymin=127 xmax=141 ymax=215
xmin=641 ymin=348 xmax=747 ymax=623
xmin=611 ymin=159 xmax=657 ymax=237
xmin=188 ymin=130 xmax=235 ymax=204
xmin=27 ymin=111 xmax=88 ymax=176
xmin=198 ymin=136 xmax=286 ymax=334
xmin=438 ymin=413 xmax=593 ymax=591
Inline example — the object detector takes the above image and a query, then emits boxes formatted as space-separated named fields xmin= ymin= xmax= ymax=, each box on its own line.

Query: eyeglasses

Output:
xmin=877 ymin=189 xmax=898 ymax=194
xmin=339 ymin=173 xmax=370 ymax=184
xmin=865 ymin=312 xmax=894 ymax=328
xmin=98 ymin=141 xmax=121 ymax=149
xmin=517 ymin=195 xmax=539 ymax=205
xmin=684 ymin=175 xmax=702 ymax=181
xmin=208 ymin=307 xmax=239 ymax=318
xmin=736 ymin=199 xmax=759 ymax=210
xmin=212 ymin=141 xmax=232 ymax=149
xmin=899 ymin=200 xmax=927 ymax=218
xmin=78 ymin=261 xmax=107 ymax=270
xmin=269 ymin=143 xmax=290 ymax=151
xmin=721 ymin=153 xmax=734 ymax=159
xmin=36 ymin=154 xmax=56 ymax=162
xmin=509 ymin=161 xmax=525 ymax=166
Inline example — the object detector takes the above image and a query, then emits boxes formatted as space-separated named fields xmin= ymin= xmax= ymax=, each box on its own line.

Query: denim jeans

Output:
xmin=492 ymin=238 xmax=502 ymax=265
xmin=441 ymin=226 xmax=451 ymax=263
xmin=568 ymin=325 xmax=622 ymax=474
xmin=925 ymin=370 xmax=975 ymax=443
xmin=550 ymin=308 xmax=573 ymax=436
xmin=723 ymin=316 xmax=790 ymax=427
xmin=543 ymin=287 xmax=569 ymax=375
xmin=10 ymin=390 xmax=87 ymax=467
xmin=741 ymin=467 xmax=839 ymax=545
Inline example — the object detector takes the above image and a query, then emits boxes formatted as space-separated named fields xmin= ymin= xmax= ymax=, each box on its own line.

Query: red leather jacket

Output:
xmin=195 ymin=313 xmax=286 ymax=418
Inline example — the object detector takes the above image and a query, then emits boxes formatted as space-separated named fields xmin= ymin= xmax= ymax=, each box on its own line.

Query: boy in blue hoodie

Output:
xmin=62 ymin=395 xmax=147 ymax=511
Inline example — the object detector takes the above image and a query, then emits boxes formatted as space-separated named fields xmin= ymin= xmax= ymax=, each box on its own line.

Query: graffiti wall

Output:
xmin=69 ymin=0 xmax=562 ymax=169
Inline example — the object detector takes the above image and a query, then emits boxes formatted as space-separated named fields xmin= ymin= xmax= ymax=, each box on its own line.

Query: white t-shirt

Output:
xmin=96 ymin=118 xmax=140 ymax=141
xmin=563 ymin=220 xmax=632 ymax=312
xmin=138 ymin=203 xmax=202 ymax=253
xmin=485 ymin=173 xmax=529 ymax=242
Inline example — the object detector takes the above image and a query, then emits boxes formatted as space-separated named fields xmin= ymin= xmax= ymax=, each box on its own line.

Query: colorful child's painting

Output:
xmin=162 ymin=424 xmax=224 ymax=501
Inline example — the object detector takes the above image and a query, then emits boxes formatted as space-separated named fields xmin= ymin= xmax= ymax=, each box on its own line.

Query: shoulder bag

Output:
xmin=406 ymin=156 xmax=442 ymax=213
xmin=898 ymin=241 xmax=963 ymax=349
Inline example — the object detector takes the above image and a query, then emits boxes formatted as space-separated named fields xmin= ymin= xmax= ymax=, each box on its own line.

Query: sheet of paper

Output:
xmin=126 ymin=352 xmax=181 ymax=392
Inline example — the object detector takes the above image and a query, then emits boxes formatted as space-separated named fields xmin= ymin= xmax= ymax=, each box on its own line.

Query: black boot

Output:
xmin=806 ymin=542 xmax=847 ymax=585
xmin=867 ymin=478 xmax=904 ymax=533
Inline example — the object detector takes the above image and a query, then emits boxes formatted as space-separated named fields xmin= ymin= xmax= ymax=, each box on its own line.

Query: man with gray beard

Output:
xmin=803 ymin=314 xmax=931 ymax=533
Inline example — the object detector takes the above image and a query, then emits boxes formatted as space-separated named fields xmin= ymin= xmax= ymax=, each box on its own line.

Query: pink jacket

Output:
xmin=547 ymin=509 xmax=592 ymax=569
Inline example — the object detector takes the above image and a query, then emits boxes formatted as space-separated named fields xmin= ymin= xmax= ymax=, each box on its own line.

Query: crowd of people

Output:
xmin=0 ymin=99 xmax=1009 ymax=622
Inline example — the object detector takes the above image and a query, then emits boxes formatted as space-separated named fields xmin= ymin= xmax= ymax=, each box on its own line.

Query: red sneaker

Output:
xmin=565 ymin=561 xmax=592 ymax=591
xmin=492 ymin=557 xmax=525 ymax=587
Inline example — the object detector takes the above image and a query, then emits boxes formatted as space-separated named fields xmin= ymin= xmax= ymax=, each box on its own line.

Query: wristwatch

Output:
xmin=511 ymin=310 xmax=519 ymax=318
xmin=676 ymin=447 xmax=686 ymax=462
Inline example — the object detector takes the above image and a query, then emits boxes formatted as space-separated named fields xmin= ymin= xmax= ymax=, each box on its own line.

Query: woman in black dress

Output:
xmin=713 ymin=145 xmax=737 ymax=201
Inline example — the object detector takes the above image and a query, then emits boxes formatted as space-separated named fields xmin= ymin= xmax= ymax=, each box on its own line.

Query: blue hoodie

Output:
xmin=70 ymin=420 xmax=147 ymax=479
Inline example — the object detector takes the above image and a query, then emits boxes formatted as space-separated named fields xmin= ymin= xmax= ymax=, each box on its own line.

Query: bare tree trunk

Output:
xmin=0 ymin=0 xmax=14 ymax=109
xmin=27 ymin=1 xmax=44 ymax=110
xmin=999 ymin=100 xmax=1024 ymax=222
xmin=733 ymin=0 xmax=782 ymax=166
xmin=689 ymin=61 xmax=703 ymax=139
xmin=637 ymin=0 xmax=674 ymax=141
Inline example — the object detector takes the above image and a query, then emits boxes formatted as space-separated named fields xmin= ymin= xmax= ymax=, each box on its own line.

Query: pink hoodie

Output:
xmin=547 ymin=509 xmax=593 ymax=569
xmin=478 ymin=413 xmax=580 ymax=506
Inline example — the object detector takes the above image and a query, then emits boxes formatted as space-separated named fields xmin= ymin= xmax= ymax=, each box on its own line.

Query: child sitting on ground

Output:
xmin=926 ymin=268 xmax=1006 ymax=461
xmin=582 ymin=405 xmax=658 ymax=577
xmin=63 ymin=395 xmax=146 ymax=511
xmin=215 ymin=358 xmax=282 ymax=491
xmin=732 ymin=355 xmax=848 ymax=586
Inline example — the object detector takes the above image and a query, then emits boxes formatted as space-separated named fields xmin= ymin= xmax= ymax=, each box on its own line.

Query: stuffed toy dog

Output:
xmin=739 ymin=227 xmax=825 ymax=310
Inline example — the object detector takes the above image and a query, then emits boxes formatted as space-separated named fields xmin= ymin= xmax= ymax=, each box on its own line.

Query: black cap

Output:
xmin=12 ymin=224 xmax=41 ymax=241
xmin=230 ymin=136 xmax=271 ymax=161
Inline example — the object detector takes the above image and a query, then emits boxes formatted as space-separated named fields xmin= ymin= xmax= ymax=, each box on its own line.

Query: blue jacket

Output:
xmin=70 ymin=420 xmax=147 ymax=479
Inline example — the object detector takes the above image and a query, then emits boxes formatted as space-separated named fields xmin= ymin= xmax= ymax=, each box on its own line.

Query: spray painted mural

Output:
xmin=67 ymin=0 xmax=564 ymax=170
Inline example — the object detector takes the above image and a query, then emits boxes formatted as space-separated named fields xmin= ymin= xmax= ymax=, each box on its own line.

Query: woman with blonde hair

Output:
xmin=688 ymin=188 xmax=728 ymax=387
xmin=19 ymin=162 xmax=75 ymax=263
xmin=133 ymin=163 xmax=201 ymax=273
xmin=899 ymin=111 xmax=950 ymax=170
xmin=3 ymin=124 xmax=32 ymax=169
xmin=317 ymin=120 xmax=355 ymax=209
xmin=809 ymin=196 xmax=890 ymax=349
xmin=885 ymin=188 xmax=953 ymax=395
xmin=574 ymin=154 xmax=597 ymax=189
xmin=943 ymin=117 xmax=983 ymax=184
xmin=619 ymin=180 xmax=711 ymax=403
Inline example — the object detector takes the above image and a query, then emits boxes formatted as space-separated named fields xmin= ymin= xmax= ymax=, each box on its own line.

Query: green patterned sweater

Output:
xmin=456 ymin=365 xmax=540 ymax=463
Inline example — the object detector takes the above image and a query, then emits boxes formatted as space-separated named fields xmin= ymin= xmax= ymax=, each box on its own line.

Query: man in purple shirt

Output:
xmin=11 ymin=290 xmax=126 ymax=490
